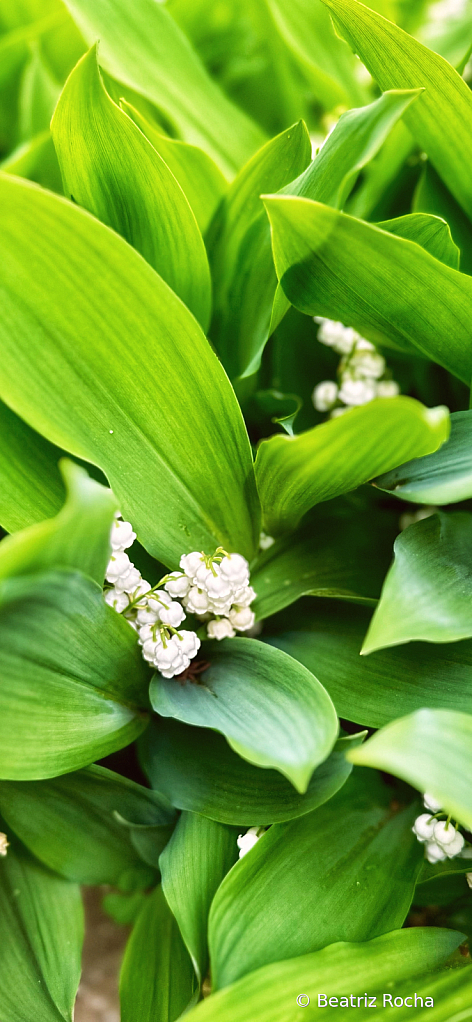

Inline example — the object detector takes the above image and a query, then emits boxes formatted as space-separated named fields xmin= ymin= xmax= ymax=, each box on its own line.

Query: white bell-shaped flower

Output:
xmin=229 ymin=606 xmax=256 ymax=631
xmin=219 ymin=553 xmax=250 ymax=587
xmin=412 ymin=814 xmax=436 ymax=842
xmin=195 ymin=563 xmax=232 ymax=599
xmin=207 ymin=617 xmax=235 ymax=640
xmin=312 ymin=380 xmax=339 ymax=412
xmin=207 ymin=596 xmax=233 ymax=616
xmin=433 ymin=820 xmax=458 ymax=847
xmin=338 ymin=376 xmax=377 ymax=406
xmin=424 ymin=793 xmax=443 ymax=812
xmin=110 ymin=519 xmax=136 ymax=551
xmin=115 ymin=566 xmax=142 ymax=594
xmin=106 ymin=551 xmax=131 ymax=583
xmin=349 ymin=350 xmax=385 ymax=379
xmin=104 ymin=588 xmax=130 ymax=613
xmin=186 ymin=587 xmax=210 ymax=615
xmin=231 ymin=585 xmax=256 ymax=607
xmin=259 ymin=532 xmax=275 ymax=550
xmin=159 ymin=601 xmax=186 ymax=628
xmin=237 ymin=827 xmax=261 ymax=859
xmin=136 ymin=603 xmax=161 ymax=626
xmin=376 ymin=380 xmax=400 ymax=398
xmin=165 ymin=572 xmax=191 ymax=598
xmin=444 ymin=831 xmax=465 ymax=858
xmin=425 ymin=841 xmax=448 ymax=863
xmin=178 ymin=630 xmax=201 ymax=658
xmin=180 ymin=552 xmax=204 ymax=579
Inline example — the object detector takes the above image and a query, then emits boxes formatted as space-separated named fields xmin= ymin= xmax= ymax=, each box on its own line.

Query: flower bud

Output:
xmin=106 ymin=551 xmax=131 ymax=583
xmin=423 ymin=793 xmax=443 ymax=812
xmin=186 ymin=587 xmax=210 ymax=615
xmin=425 ymin=841 xmax=447 ymax=863
xmin=110 ymin=519 xmax=136 ymax=551
xmin=207 ymin=617 xmax=235 ymax=640
xmin=412 ymin=814 xmax=436 ymax=842
xmin=229 ymin=606 xmax=256 ymax=631
xmin=433 ymin=820 xmax=458 ymax=847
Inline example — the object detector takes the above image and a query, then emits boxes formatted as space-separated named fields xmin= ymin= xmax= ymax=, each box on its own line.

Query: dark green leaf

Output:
xmin=0 ymin=174 xmax=260 ymax=566
xmin=150 ymin=638 xmax=338 ymax=793
xmin=0 ymin=570 xmax=149 ymax=779
xmin=0 ymin=399 xmax=65 ymax=532
xmin=208 ymin=770 xmax=423 ymax=988
xmin=374 ymin=410 xmax=472 ymax=505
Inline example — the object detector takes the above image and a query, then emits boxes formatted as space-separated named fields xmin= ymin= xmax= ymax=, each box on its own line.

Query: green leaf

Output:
xmin=266 ymin=0 xmax=367 ymax=109
xmin=122 ymin=101 xmax=228 ymax=235
xmin=0 ymin=835 xmax=83 ymax=1022
xmin=266 ymin=599 xmax=472 ymax=728
xmin=0 ymin=459 xmax=117 ymax=585
xmin=160 ymin=812 xmax=239 ymax=983
xmin=207 ymin=121 xmax=311 ymax=380
xmin=183 ymin=928 xmax=464 ymax=1022
xmin=354 ymin=966 xmax=472 ymax=1021
xmin=0 ymin=570 xmax=149 ymax=779
xmin=362 ymin=512 xmax=472 ymax=653
xmin=208 ymin=770 xmax=423 ymax=988
xmin=1 ymin=130 xmax=63 ymax=194
xmin=0 ymin=174 xmax=260 ymax=566
xmin=0 ymin=765 xmax=173 ymax=885
xmin=0 ymin=399 xmax=65 ymax=532
xmin=264 ymin=194 xmax=472 ymax=381
xmin=61 ymin=0 xmax=265 ymax=177
xmin=119 ymin=885 xmax=197 ymax=1022
xmin=255 ymin=397 xmax=449 ymax=536
xmin=414 ymin=162 xmax=472 ymax=276
xmin=348 ymin=709 xmax=472 ymax=831
xmin=320 ymin=0 xmax=472 ymax=220
xmin=18 ymin=41 xmax=59 ymax=143
xmin=376 ymin=212 xmax=460 ymax=270
xmin=150 ymin=638 xmax=338 ymax=794
xmin=374 ymin=410 xmax=472 ymax=505
xmin=140 ymin=717 xmax=358 ymax=825
xmin=52 ymin=47 xmax=211 ymax=330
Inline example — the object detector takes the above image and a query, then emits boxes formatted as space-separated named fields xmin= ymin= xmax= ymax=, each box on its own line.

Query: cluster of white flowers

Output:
xmin=104 ymin=519 xmax=257 ymax=677
xmin=237 ymin=826 xmax=266 ymax=858
xmin=312 ymin=318 xmax=400 ymax=417
xmin=412 ymin=793 xmax=468 ymax=863
xmin=0 ymin=832 xmax=8 ymax=857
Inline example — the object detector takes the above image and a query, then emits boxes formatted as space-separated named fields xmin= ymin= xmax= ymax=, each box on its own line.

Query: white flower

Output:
xmin=110 ymin=519 xmax=136 ymax=551
xmin=425 ymin=841 xmax=448 ymax=863
xmin=207 ymin=596 xmax=233 ymax=616
xmin=338 ymin=377 xmax=377 ymax=406
xmin=104 ymin=588 xmax=130 ymax=613
xmin=231 ymin=585 xmax=256 ymax=607
xmin=312 ymin=380 xmax=339 ymax=412
xmin=259 ymin=532 xmax=275 ymax=551
xmin=466 ymin=873 xmax=472 ymax=888
xmin=0 ymin=832 xmax=9 ymax=857
xmin=412 ymin=814 xmax=436 ymax=842
xmin=376 ymin=380 xmax=400 ymax=398
xmin=186 ymin=587 xmax=210 ymax=615
xmin=219 ymin=553 xmax=250 ymax=587
xmin=433 ymin=820 xmax=458 ymax=847
xmin=237 ymin=827 xmax=262 ymax=858
xmin=442 ymin=830 xmax=465 ymax=858
xmin=177 ymin=630 xmax=201 ymax=659
xmin=164 ymin=572 xmax=191 ymax=598
xmin=180 ymin=552 xmax=204 ymax=579
xmin=316 ymin=319 xmax=360 ymax=355
xmin=115 ymin=565 xmax=142 ymax=594
xmin=207 ymin=617 xmax=236 ymax=640
xmin=136 ymin=603 xmax=161 ymax=626
xmin=158 ymin=601 xmax=186 ymax=628
xmin=147 ymin=591 xmax=172 ymax=613
xmin=229 ymin=606 xmax=256 ymax=632
xmin=131 ymin=580 xmax=152 ymax=603
xmin=349 ymin=351 xmax=386 ymax=379
xmin=106 ymin=551 xmax=131 ymax=583
xmin=195 ymin=563 xmax=232 ymax=599
xmin=355 ymin=338 xmax=375 ymax=352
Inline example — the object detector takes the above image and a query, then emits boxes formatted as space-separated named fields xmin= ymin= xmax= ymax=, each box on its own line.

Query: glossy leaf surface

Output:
xmin=0 ymin=399 xmax=65 ymax=531
xmin=374 ymin=410 xmax=472 ymax=505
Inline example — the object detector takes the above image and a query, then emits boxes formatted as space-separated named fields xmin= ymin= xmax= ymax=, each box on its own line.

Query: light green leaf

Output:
xmin=0 ymin=765 xmax=173 ymax=885
xmin=255 ymin=397 xmax=449 ymax=536
xmin=0 ymin=570 xmax=149 ymax=779
xmin=414 ymin=162 xmax=472 ymax=276
xmin=160 ymin=812 xmax=238 ymax=983
xmin=320 ymin=0 xmax=472 ymax=219
xmin=52 ymin=47 xmax=211 ymax=330
xmin=140 ymin=717 xmax=358 ymax=826
xmin=150 ymin=638 xmax=338 ymax=794
xmin=362 ymin=512 xmax=472 ymax=653
xmin=264 ymin=194 xmax=472 ymax=381
xmin=183 ymin=929 xmax=464 ymax=1022
xmin=0 ymin=399 xmax=65 ymax=532
xmin=0 ymin=130 xmax=63 ymax=194
xmin=0 ymin=459 xmax=117 ymax=585
xmin=119 ymin=885 xmax=197 ymax=1022
xmin=348 ymin=708 xmax=472 ymax=831
xmin=346 ymin=119 xmax=416 ymax=221
xmin=207 ymin=121 xmax=311 ymax=380
xmin=266 ymin=0 xmax=367 ymax=109
xmin=122 ymin=101 xmax=228 ymax=235
xmin=0 ymin=174 xmax=260 ymax=566
xmin=374 ymin=410 xmax=472 ymax=505
xmin=62 ymin=0 xmax=265 ymax=177
xmin=0 ymin=835 xmax=83 ymax=1022
xmin=209 ymin=770 xmax=423 ymax=988
xmin=376 ymin=212 xmax=460 ymax=269
xmin=350 ymin=966 xmax=472 ymax=1022
xmin=18 ymin=41 xmax=59 ymax=143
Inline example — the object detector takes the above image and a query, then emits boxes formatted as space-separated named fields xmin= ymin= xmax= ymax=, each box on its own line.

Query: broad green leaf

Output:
xmin=0 ymin=399 xmax=65 ymax=531
xmin=255 ymin=397 xmax=449 ymax=536
xmin=320 ymin=0 xmax=472 ymax=219
xmin=184 ymin=929 xmax=464 ymax=1022
xmin=1 ymin=130 xmax=63 ymax=193
xmin=264 ymin=194 xmax=472 ymax=381
xmin=376 ymin=212 xmax=460 ymax=270
xmin=266 ymin=599 xmax=472 ymax=728
xmin=122 ymin=101 xmax=228 ymax=235
xmin=62 ymin=0 xmax=265 ymax=177
xmin=266 ymin=0 xmax=367 ymax=109
xmin=52 ymin=47 xmax=211 ymax=330
xmin=207 ymin=122 xmax=311 ymax=380
xmin=0 ymin=175 xmax=260 ymax=566
xmin=140 ymin=717 xmax=358 ymax=825
xmin=209 ymin=770 xmax=423 ymax=988
xmin=18 ymin=41 xmax=59 ymax=143
xmin=0 ymin=765 xmax=174 ymax=885
xmin=120 ymin=885 xmax=197 ymax=1022
xmin=374 ymin=410 xmax=472 ymax=504
xmin=414 ymin=162 xmax=472 ymax=276
xmin=348 ymin=966 xmax=472 ymax=1022
xmin=160 ymin=812 xmax=238 ymax=982
xmin=0 ymin=570 xmax=149 ymax=779
xmin=348 ymin=709 xmax=472 ymax=831
xmin=0 ymin=834 xmax=83 ymax=1022
xmin=150 ymin=638 xmax=338 ymax=794
xmin=417 ymin=858 xmax=472 ymax=886
xmin=346 ymin=119 xmax=416 ymax=221
xmin=0 ymin=459 xmax=117 ymax=585
xmin=362 ymin=512 xmax=472 ymax=653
